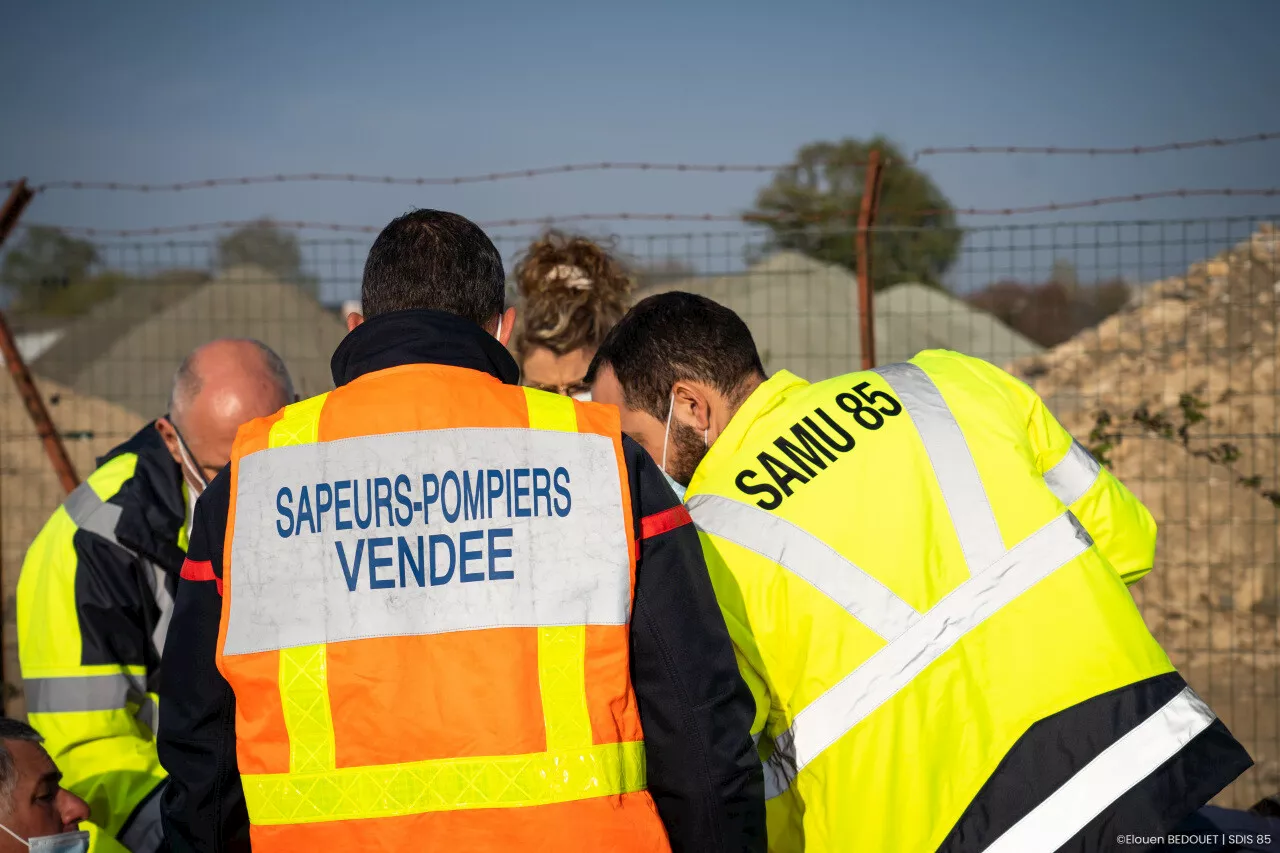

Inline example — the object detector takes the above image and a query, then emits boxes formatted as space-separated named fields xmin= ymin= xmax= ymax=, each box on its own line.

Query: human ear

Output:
xmin=154 ymin=418 xmax=185 ymax=468
xmin=671 ymin=381 xmax=712 ymax=432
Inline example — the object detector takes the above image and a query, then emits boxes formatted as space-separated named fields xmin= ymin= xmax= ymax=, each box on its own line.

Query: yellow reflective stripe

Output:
xmin=177 ymin=481 xmax=190 ymax=553
xmin=279 ymin=645 xmax=336 ymax=773
xmin=267 ymin=394 xmax=329 ymax=449
xmin=538 ymin=626 xmax=593 ymax=750
xmin=266 ymin=395 xmax=336 ymax=775
xmin=243 ymin=740 xmax=646 ymax=825
xmin=522 ymin=389 xmax=594 ymax=750
xmin=523 ymin=387 xmax=578 ymax=434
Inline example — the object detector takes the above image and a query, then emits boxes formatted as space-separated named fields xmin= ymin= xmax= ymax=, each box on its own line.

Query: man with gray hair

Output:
xmin=0 ymin=719 xmax=99 ymax=853
xmin=18 ymin=339 xmax=295 ymax=853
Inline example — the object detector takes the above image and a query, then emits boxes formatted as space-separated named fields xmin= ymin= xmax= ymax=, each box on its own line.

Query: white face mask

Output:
xmin=29 ymin=831 xmax=90 ymax=853
xmin=172 ymin=425 xmax=209 ymax=497
xmin=659 ymin=392 xmax=708 ymax=503
xmin=0 ymin=823 xmax=90 ymax=853
xmin=571 ymin=390 xmax=593 ymax=402
xmin=662 ymin=472 xmax=686 ymax=502
xmin=170 ymin=422 xmax=208 ymax=538
xmin=184 ymin=480 xmax=199 ymax=539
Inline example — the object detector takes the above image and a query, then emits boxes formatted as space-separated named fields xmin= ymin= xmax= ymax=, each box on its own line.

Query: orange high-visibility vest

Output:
xmin=215 ymin=362 xmax=671 ymax=851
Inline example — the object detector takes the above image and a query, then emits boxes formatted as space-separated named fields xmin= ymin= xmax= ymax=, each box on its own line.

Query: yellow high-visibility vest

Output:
xmin=19 ymin=434 xmax=184 ymax=853
xmin=686 ymin=349 xmax=1249 ymax=852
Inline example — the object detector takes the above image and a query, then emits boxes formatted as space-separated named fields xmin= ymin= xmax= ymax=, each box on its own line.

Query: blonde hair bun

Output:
xmin=514 ymin=231 xmax=633 ymax=358
xmin=547 ymin=264 xmax=593 ymax=292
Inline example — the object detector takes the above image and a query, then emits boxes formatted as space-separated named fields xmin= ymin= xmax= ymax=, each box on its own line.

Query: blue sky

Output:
xmin=3 ymin=0 xmax=1279 ymax=301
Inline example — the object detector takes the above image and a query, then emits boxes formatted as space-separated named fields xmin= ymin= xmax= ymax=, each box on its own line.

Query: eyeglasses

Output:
xmin=523 ymin=380 xmax=591 ymax=398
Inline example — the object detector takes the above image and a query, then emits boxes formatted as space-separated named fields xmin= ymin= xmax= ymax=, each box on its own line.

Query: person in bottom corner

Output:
xmin=0 ymin=717 xmax=132 ymax=853
xmin=588 ymin=290 xmax=1253 ymax=853
xmin=512 ymin=230 xmax=632 ymax=400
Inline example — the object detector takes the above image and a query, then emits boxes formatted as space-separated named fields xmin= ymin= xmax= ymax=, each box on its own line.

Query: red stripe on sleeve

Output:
xmin=180 ymin=559 xmax=223 ymax=596
xmin=640 ymin=505 xmax=693 ymax=540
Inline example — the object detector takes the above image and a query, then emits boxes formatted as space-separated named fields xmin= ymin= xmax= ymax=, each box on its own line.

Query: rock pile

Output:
xmin=1008 ymin=224 xmax=1280 ymax=805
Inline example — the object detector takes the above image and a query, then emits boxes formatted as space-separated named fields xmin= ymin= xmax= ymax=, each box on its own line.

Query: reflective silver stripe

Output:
xmin=136 ymin=695 xmax=158 ymax=733
xmin=765 ymin=511 xmax=1093 ymax=797
xmin=62 ymin=482 xmax=135 ymax=557
xmin=119 ymin=781 xmax=166 ymax=853
xmin=25 ymin=672 xmax=145 ymax=713
xmin=764 ymin=728 xmax=796 ymax=800
xmin=984 ymin=687 xmax=1215 ymax=853
xmin=874 ymin=363 xmax=1005 ymax=572
xmin=688 ymin=494 xmax=918 ymax=642
xmin=1044 ymin=440 xmax=1102 ymax=507
xmin=142 ymin=560 xmax=175 ymax=659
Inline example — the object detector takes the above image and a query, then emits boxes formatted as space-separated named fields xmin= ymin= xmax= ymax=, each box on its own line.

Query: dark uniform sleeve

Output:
xmin=158 ymin=466 xmax=251 ymax=853
xmin=622 ymin=437 xmax=765 ymax=853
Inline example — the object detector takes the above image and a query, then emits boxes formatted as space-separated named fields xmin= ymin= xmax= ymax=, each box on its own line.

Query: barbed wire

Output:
xmin=901 ymin=187 xmax=1280 ymax=217
xmin=7 ymin=163 xmax=792 ymax=194
xmin=5 ymin=131 xmax=1278 ymax=194
xmin=912 ymin=131 xmax=1280 ymax=160
xmin=18 ymin=188 xmax=1280 ymax=238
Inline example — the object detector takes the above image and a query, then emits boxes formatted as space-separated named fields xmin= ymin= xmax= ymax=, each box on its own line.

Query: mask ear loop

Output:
xmin=495 ymin=313 xmax=504 ymax=342
xmin=660 ymin=392 xmax=675 ymax=477
xmin=171 ymin=422 xmax=209 ymax=493
xmin=0 ymin=820 xmax=30 ymax=847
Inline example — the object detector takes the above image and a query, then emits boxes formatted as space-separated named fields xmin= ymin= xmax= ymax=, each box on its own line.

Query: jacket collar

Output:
xmin=687 ymin=370 xmax=810 ymax=495
xmin=330 ymin=308 xmax=520 ymax=388
xmin=102 ymin=422 xmax=189 ymax=573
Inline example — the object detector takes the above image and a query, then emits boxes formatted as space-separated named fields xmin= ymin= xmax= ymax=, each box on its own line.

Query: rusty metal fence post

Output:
xmin=0 ymin=180 xmax=79 ymax=495
xmin=855 ymin=150 xmax=885 ymax=370
xmin=0 ymin=179 xmax=83 ymax=717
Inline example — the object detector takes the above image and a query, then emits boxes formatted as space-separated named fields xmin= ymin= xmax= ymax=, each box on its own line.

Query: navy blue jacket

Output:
xmin=156 ymin=309 xmax=764 ymax=853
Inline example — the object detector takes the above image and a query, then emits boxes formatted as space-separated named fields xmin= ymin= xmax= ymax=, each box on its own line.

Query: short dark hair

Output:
xmin=361 ymin=210 xmax=506 ymax=325
xmin=587 ymin=292 xmax=766 ymax=420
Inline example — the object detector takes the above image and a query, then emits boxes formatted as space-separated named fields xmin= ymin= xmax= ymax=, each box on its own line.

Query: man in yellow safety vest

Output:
xmin=588 ymin=291 xmax=1253 ymax=853
xmin=18 ymin=339 xmax=295 ymax=853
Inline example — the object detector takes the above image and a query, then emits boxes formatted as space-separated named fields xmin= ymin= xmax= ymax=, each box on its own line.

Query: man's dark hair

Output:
xmin=361 ymin=209 xmax=506 ymax=325
xmin=587 ymin=292 xmax=766 ymax=420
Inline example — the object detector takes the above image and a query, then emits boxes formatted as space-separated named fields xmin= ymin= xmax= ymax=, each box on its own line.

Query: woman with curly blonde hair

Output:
xmin=513 ymin=231 xmax=632 ymax=400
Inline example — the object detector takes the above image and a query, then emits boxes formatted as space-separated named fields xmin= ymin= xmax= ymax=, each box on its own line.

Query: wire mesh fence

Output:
xmin=1 ymin=216 xmax=1277 ymax=806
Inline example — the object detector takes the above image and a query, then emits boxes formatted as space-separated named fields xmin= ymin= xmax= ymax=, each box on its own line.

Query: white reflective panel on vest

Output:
xmin=1044 ymin=439 xmax=1102 ymax=508
xmin=984 ymin=686 xmax=1215 ymax=853
xmin=223 ymin=428 xmax=630 ymax=656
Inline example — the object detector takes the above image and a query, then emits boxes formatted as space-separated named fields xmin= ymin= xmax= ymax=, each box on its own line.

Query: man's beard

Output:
xmin=667 ymin=419 xmax=707 ymax=487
